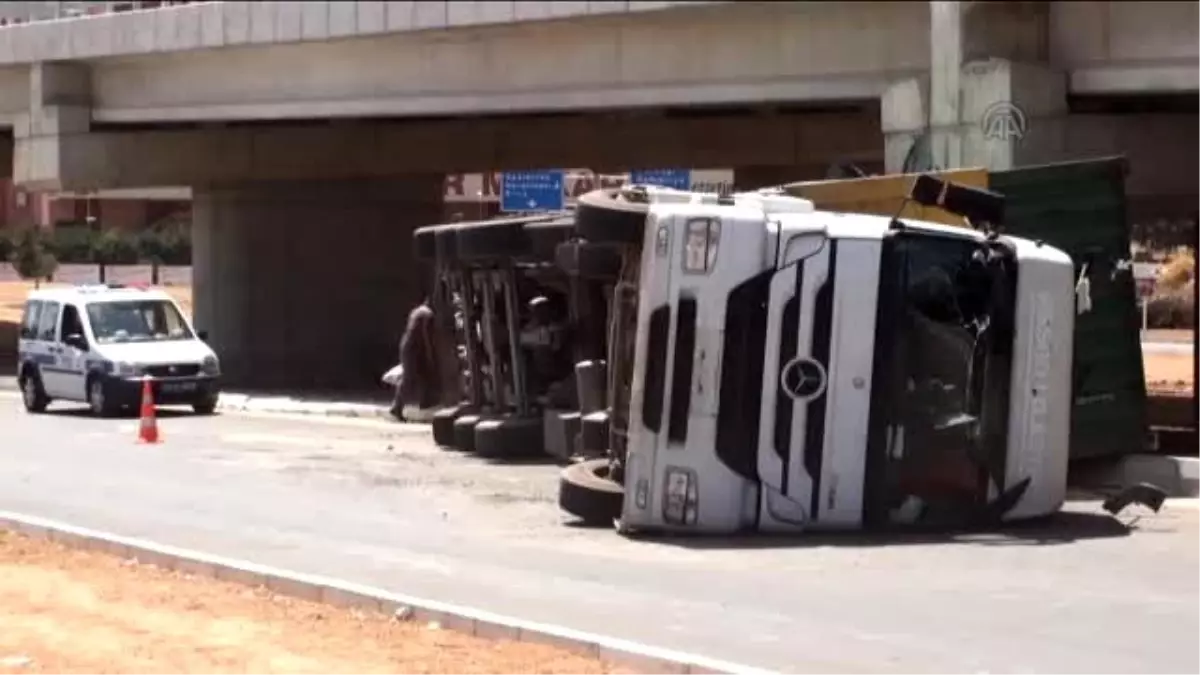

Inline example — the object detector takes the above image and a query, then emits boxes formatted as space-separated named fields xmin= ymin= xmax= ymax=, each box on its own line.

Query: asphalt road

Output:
xmin=0 ymin=395 xmax=1196 ymax=674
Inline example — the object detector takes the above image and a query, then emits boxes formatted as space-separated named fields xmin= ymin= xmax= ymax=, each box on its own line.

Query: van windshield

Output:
xmin=86 ymin=299 xmax=193 ymax=344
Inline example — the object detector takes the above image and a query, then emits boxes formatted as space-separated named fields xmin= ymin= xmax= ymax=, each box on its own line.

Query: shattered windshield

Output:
xmin=87 ymin=299 xmax=193 ymax=344
xmin=874 ymin=230 xmax=1015 ymax=525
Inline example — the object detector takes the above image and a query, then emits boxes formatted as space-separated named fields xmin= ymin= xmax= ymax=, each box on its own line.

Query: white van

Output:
xmin=15 ymin=285 xmax=221 ymax=417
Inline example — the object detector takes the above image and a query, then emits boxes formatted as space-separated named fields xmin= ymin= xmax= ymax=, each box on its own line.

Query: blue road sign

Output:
xmin=629 ymin=168 xmax=690 ymax=190
xmin=500 ymin=170 xmax=566 ymax=212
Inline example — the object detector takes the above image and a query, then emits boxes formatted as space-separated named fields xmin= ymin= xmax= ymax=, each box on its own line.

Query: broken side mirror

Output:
xmin=64 ymin=333 xmax=87 ymax=350
xmin=197 ymin=329 xmax=209 ymax=342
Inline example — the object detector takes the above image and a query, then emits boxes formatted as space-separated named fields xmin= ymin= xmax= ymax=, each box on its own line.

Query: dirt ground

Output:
xmin=0 ymin=280 xmax=191 ymax=323
xmin=0 ymin=531 xmax=627 ymax=675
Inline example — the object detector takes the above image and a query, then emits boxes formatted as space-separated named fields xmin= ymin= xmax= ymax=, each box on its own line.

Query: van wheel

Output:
xmin=193 ymin=399 xmax=217 ymax=415
xmin=559 ymin=458 xmax=624 ymax=526
xmin=20 ymin=370 xmax=50 ymax=414
xmin=87 ymin=376 xmax=118 ymax=418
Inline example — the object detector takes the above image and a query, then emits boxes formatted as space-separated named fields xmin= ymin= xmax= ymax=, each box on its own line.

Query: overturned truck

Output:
xmin=412 ymin=213 xmax=618 ymax=459
xmin=558 ymin=176 xmax=1083 ymax=535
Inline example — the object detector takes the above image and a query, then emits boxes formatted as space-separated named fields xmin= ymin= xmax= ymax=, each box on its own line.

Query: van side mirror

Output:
xmin=197 ymin=329 xmax=209 ymax=342
xmin=64 ymin=333 xmax=87 ymax=350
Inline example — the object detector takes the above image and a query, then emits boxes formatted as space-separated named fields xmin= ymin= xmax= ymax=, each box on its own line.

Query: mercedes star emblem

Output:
xmin=780 ymin=357 xmax=828 ymax=402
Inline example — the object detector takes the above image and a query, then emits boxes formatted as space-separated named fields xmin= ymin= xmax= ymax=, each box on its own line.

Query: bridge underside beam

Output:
xmin=11 ymin=110 xmax=882 ymax=191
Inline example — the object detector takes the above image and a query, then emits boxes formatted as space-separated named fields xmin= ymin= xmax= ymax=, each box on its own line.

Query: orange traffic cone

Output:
xmin=138 ymin=376 xmax=160 ymax=444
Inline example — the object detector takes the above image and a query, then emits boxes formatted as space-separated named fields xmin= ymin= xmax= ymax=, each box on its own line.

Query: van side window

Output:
xmin=19 ymin=301 xmax=43 ymax=340
xmin=36 ymin=301 xmax=61 ymax=342
xmin=60 ymin=304 xmax=84 ymax=341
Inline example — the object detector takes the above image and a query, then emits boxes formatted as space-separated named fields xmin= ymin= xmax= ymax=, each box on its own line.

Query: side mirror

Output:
xmin=64 ymin=333 xmax=87 ymax=350
xmin=197 ymin=329 xmax=209 ymax=342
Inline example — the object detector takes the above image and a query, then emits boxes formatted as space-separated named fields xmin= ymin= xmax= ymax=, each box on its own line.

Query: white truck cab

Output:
xmin=16 ymin=285 xmax=221 ymax=417
xmin=614 ymin=186 xmax=1075 ymax=535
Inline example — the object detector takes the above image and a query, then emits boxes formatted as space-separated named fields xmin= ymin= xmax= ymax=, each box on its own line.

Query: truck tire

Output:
xmin=413 ymin=225 xmax=439 ymax=262
xmin=574 ymin=360 xmax=608 ymax=414
xmin=525 ymin=217 xmax=576 ymax=262
xmin=434 ymin=225 xmax=460 ymax=265
xmin=474 ymin=415 xmax=545 ymax=459
xmin=554 ymin=240 xmax=623 ymax=280
xmin=559 ymin=458 xmax=624 ymax=526
xmin=453 ymin=414 xmax=484 ymax=452
xmin=579 ymin=410 xmax=610 ymax=457
xmin=575 ymin=189 xmax=650 ymax=247
xmin=432 ymin=405 xmax=467 ymax=447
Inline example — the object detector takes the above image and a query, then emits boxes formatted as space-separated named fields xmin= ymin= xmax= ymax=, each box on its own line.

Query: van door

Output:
xmin=34 ymin=301 xmax=66 ymax=397
xmin=57 ymin=304 xmax=89 ymax=401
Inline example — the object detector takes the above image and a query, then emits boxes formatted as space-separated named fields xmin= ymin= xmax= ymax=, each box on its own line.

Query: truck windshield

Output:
xmin=866 ymin=229 xmax=1016 ymax=527
xmin=87 ymin=299 xmax=194 ymax=344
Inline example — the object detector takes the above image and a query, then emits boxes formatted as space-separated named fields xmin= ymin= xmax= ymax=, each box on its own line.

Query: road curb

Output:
xmin=0 ymin=511 xmax=774 ymax=675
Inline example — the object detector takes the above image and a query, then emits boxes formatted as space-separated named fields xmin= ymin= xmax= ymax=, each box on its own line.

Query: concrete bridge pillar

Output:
xmin=882 ymin=1 xmax=1068 ymax=173
xmin=11 ymin=62 xmax=93 ymax=191
xmin=191 ymin=176 xmax=443 ymax=391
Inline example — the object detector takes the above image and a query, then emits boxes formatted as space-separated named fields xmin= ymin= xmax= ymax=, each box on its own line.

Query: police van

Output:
xmin=15 ymin=285 xmax=221 ymax=417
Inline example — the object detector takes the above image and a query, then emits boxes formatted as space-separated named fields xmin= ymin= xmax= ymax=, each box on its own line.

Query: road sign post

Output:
xmin=629 ymin=169 xmax=690 ymax=191
xmin=500 ymin=170 xmax=566 ymax=212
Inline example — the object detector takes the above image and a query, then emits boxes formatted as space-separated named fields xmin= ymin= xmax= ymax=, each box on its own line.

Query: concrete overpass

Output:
xmin=0 ymin=1 xmax=1195 ymax=389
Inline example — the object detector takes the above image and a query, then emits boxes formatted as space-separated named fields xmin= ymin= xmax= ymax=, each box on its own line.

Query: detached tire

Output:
xmin=432 ymin=405 xmax=468 ymax=447
xmin=475 ymin=415 xmax=544 ymax=459
xmin=559 ymin=458 xmax=624 ymax=526
xmin=575 ymin=189 xmax=650 ymax=246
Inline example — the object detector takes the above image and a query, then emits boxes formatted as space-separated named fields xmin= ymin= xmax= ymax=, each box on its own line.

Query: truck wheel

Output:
xmin=19 ymin=368 xmax=50 ymax=414
xmin=474 ymin=415 xmax=545 ymax=459
xmin=432 ymin=405 xmax=467 ymax=447
xmin=434 ymin=225 xmax=460 ymax=265
xmin=453 ymin=414 xmax=484 ymax=452
xmin=413 ymin=225 xmax=439 ymax=262
xmin=457 ymin=219 xmax=526 ymax=260
xmin=575 ymin=189 xmax=650 ymax=247
xmin=579 ymin=410 xmax=610 ymax=457
xmin=525 ymin=217 xmax=576 ymax=262
xmin=559 ymin=458 xmax=624 ymax=526
xmin=554 ymin=240 xmax=623 ymax=280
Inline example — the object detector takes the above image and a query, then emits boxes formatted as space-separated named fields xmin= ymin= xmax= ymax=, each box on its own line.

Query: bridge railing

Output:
xmin=0 ymin=1 xmax=203 ymax=26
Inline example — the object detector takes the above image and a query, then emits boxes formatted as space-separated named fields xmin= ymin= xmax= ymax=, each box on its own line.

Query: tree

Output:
xmin=8 ymin=227 xmax=58 ymax=289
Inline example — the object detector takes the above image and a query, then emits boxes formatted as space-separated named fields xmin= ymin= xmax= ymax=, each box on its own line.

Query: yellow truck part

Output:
xmin=777 ymin=168 xmax=990 ymax=228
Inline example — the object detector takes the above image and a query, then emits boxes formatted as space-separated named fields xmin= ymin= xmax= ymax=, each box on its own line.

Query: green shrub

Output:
xmin=8 ymin=227 xmax=58 ymax=286
xmin=93 ymin=229 xmax=140 ymax=265
xmin=1146 ymin=283 xmax=1196 ymax=330
xmin=49 ymin=226 xmax=99 ymax=263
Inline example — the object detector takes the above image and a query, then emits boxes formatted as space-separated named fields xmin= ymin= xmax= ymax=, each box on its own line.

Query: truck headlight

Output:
xmin=682 ymin=218 xmax=720 ymax=274
xmin=201 ymin=355 xmax=220 ymax=376
xmin=662 ymin=466 xmax=699 ymax=526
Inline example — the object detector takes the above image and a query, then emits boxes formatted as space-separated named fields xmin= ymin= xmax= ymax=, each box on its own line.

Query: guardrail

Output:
xmin=0 ymin=1 xmax=202 ymax=26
